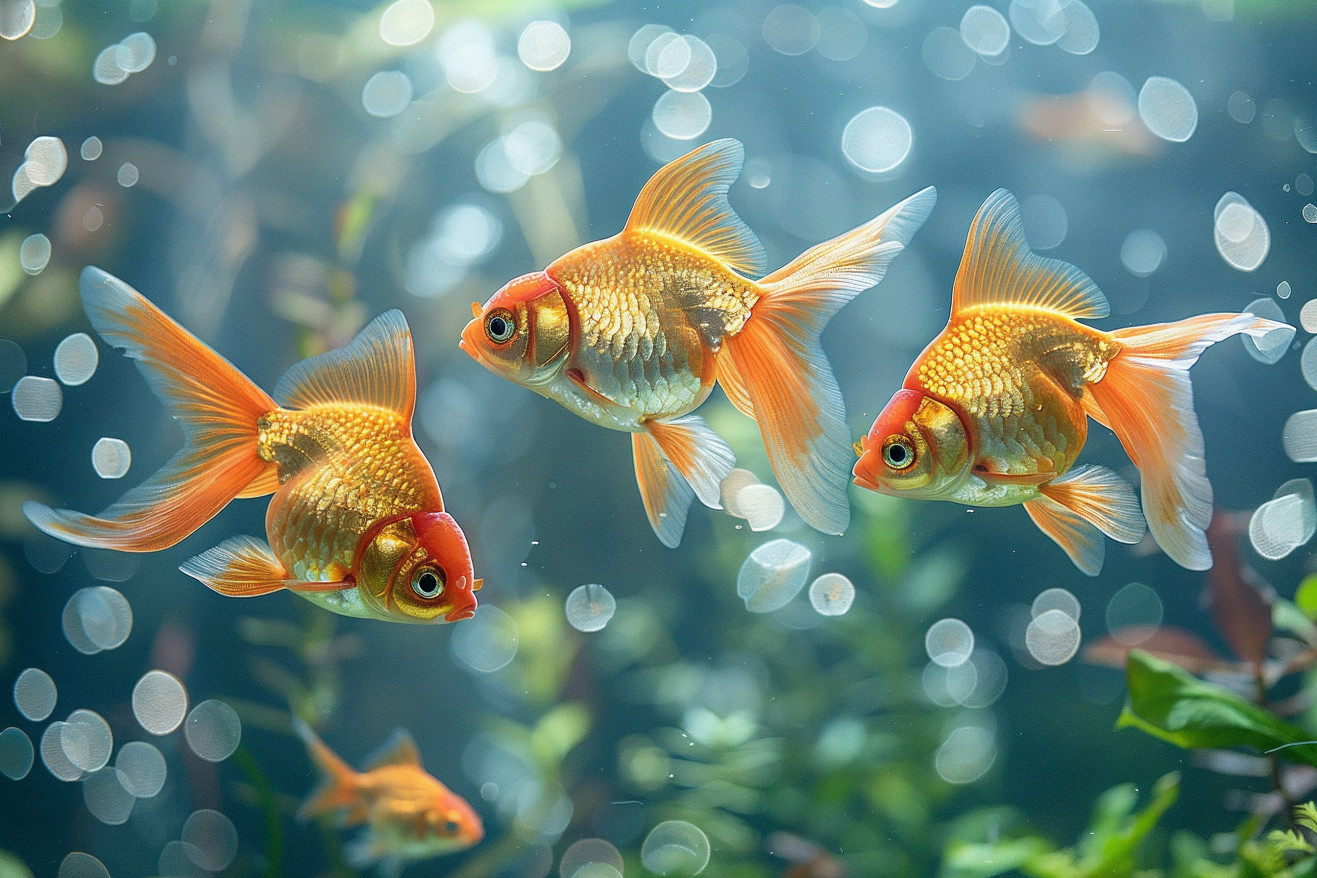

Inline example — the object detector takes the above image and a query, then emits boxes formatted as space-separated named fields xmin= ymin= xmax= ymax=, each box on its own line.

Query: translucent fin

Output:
xmin=1088 ymin=312 xmax=1292 ymax=570
xmin=645 ymin=415 xmax=736 ymax=510
xmin=716 ymin=348 xmax=755 ymax=418
xmin=624 ymin=138 xmax=767 ymax=277
xmin=1023 ymin=494 xmax=1106 ymax=576
xmin=294 ymin=719 xmax=361 ymax=820
xmin=178 ymin=535 xmax=347 ymax=597
xmin=1039 ymin=465 xmax=1146 ymax=545
xmin=632 ymin=430 xmax=695 ymax=549
xmin=727 ymin=186 xmax=936 ymax=536
xmin=952 ymin=189 xmax=1109 ymax=320
xmin=273 ymin=310 xmax=416 ymax=421
xmin=364 ymin=729 xmax=423 ymax=770
xmin=23 ymin=268 xmax=277 ymax=552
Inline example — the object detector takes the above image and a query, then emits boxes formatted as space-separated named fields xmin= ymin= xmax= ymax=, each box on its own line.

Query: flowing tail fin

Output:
xmin=22 ymin=267 xmax=278 ymax=552
xmin=1084 ymin=312 xmax=1294 ymax=570
xmin=294 ymin=719 xmax=362 ymax=820
xmin=722 ymin=186 xmax=936 ymax=535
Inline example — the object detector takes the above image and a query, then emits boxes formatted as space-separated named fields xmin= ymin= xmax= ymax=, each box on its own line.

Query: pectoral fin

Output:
xmin=180 ymin=536 xmax=353 ymax=597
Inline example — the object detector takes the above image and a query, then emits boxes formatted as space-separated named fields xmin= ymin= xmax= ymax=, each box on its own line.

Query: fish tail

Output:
xmin=722 ymin=186 xmax=936 ymax=535
xmin=1086 ymin=312 xmax=1294 ymax=570
xmin=22 ymin=267 xmax=278 ymax=552
xmin=294 ymin=719 xmax=361 ymax=820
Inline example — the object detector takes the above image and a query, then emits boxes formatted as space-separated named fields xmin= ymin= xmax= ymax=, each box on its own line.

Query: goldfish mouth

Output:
xmin=852 ymin=451 xmax=882 ymax=492
xmin=445 ymin=605 xmax=476 ymax=623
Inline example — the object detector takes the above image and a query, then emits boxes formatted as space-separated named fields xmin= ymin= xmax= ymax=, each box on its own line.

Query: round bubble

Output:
xmin=1228 ymin=90 xmax=1256 ymax=124
xmin=24 ymin=135 xmax=67 ymax=185
xmin=737 ymin=539 xmax=812 ymax=613
xmin=379 ymin=0 xmax=434 ymax=47
xmin=475 ymin=137 xmax=529 ymax=194
xmin=762 ymin=4 xmax=820 ymax=56
xmin=664 ymin=35 xmax=717 ymax=92
xmin=116 ymin=740 xmax=166 ymax=797
xmin=91 ymin=437 xmax=132 ymax=479
xmin=961 ymin=648 xmax=1010 ymax=708
xmin=1301 ymin=300 xmax=1317 ymax=334
xmin=841 ymin=107 xmax=912 ymax=174
xmin=1032 ymin=587 xmax=1080 ymax=621
xmin=41 ymin=723 xmax=83 ymax=781
xmin=1009 ymin=0 xmax=1067 ymax=45
xmin=1249 ymin=479 xmax=1317 ymax=561
xmin=560 ymin=838 xmax=624 ymax=878
xmin=83 ymin=765 xmax=136 ymax=824
xmin=1120 ymin=229 xmax=1166 ymax=277
xmin=569 ymin=866 xmax=622 ymax=878
xmin=12 ymin=375 xmax=63 ymax=421
xmin=451 ymin=604 xmax=519 ymax=672
xmin=1025 ymin=609 xmax=1082 ymax=665
xmin=54 ymin=332 xmax=99 ymax=386
xmin=117 ymin=31 xmax=156 ymax=72
xmin=1138 ymin=76 xmax=1198 ymax=142
xmin=14 ymin=668 xmax=56 ymax=721
xmin=706 ymin=34 xmax=748 ymax=88
xmin=721 ymin=468 xmax=760 ymax=517
xmin=1021 ymin=194 xmax=1067 ymax=250
xmin=19 ymin=233 xmax=51 ymax=275
xmin=565 ymin=583 xmax=616 ymax=633
xmin=64 ymin=709 xmax=112 ymax=772
xmin=0 ymin=338 xmax=25 ymax=393
xmin=1278 ymin=281 xmax=1292 ymax=300
xmin=922 ymin=27 xmax=976 ymax=81
xmin=1106 ymin=582 xmax=1163 ymax=645
xmin=1284 ymin=410 xmax=1317 ymax=463
xmin=63 ymin=586 xmax=133 ymax=654
xmin=0 ymin=0 xmax=35 ymax=40
xmin=809 ymin=573 xmax=855 ymax=616
xmin=1305 ymin=204 xmax=1317 ymax=224
xmin=1056 ymin=0 xmax=1099 ymax=54
xmin=58 ymin=853 xmax=110 ymax=878
xmin=518 ymin=20 xmax=571 ymax=72
xmin=93 ymin=45 xmax=129 ymax=85
xmin=438 ymin=21 xmax=497 ymax=94
xmin=960 ymin=6 xmax=1010 ymax=57
xmin=628 ymin=24 xmax=674 ymax=73
xmin=815 ymin=6 xmax=867 ymax=62
xmin=0 ymin=727 xmax=34 ymax=780
xmin=738 ymin=483 xmax=785 ymax=531
xmin=504 ymin=120 xmax=562 ymax=176
xmin=1303 ymin=338 xmax=1317 ymax=391
xmin=652 ymin=90 xmax=712 ymax=140
xmin=925 ymin=618 xmax=974 ymax=667
xmin=1298 ymin=174 xmax=1314 ymax=196
xmin=1213 ymin=192 xmax=1269 ymax=271
xmin=158 ymin=840 xmax=208 ymax=878
xmin=117 ymin=161 xmax=139 ymax=187
xmin=182 ymin=809 xmax=240 ymax=871
xmin=641 ymin=820 xmax=711 ymax=876
xmin=133 ymin=670 xmax=189 ymax=735
xmin=1241 ymin=297 xmax=1289 ymax=365
xmin=935 ymin=725 xmax=996 ymax=784
xmin=185 ymin=699 xmax=242 ymax=762
xmin=645 ymin=32 xmax=687 ymax=78
xmin=362 ymin=70 xmax=412 ymax=118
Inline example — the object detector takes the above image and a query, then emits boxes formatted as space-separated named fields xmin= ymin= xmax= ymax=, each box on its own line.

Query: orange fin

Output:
xmin=294 ymin=719 xmax=361 ymax=820
xmin=1087 ymin=312 xmax=1294 ymax=570
xmin=1023 ymin=495 xmax=1106 ymax=576
xmin=273 ymin=310 xmax=416 ymax=421
xmin=179 ymin=536 xmax=348 ymax=596
xmin=624 ymin=138 xmax=766 ymax=277
xmin=716 ymin=349 xmax=754 ymax=418
xmin=364 ymin=729 xmax=423 ymax=770
xmin=632 ymin=415 xmax=736 ymax=548
xmin=953 ymin=189 xmax=1108 ymax=320
xmin=1038 ymin=465 xmax=1146 ymax=545
xmin=727 ymin=186 xmax=936 ymax=536
xmin=22 ymin=268 xmax=277 ymax=552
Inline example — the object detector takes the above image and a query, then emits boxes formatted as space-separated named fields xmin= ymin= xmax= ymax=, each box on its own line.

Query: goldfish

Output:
xmin=461 ymin=138 xmax=935 ymax=546
xmin=853 ymin=189 xmax=1294 ymax=574
xmin=24 ymin=267 xmax=480 ymax=623
xmin=294 ymin=720 xmax=483 ymax=871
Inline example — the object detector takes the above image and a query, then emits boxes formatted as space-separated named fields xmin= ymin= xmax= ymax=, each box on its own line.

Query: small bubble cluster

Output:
xmin=1249 ymin=479 xmax=1316 ymax=561
xmin=12 ymin=135 xmax=67 ymax=205
xmin=1214 ymin=192 xmax=1269 ymax=271
xmin=565 ymin=583 xmax=616 ymax=633
xmin=93 ymin=31 xmax=155 ymax=85
xmin=737 ymin=539 xmax=811 ymax=613
xmin=641 ymin=820 xmax=711 ymax=876
xmin=133 ymin=670 xmax=188 ymax=735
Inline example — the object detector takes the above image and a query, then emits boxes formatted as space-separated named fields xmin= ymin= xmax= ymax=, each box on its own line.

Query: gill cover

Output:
xmin=853 ymin=389 xmax=971 ymax=497
xmin=357 ymin=514 xmax=480 ymax=623
xmin=459 ymin=271 xmax=571 ymax=383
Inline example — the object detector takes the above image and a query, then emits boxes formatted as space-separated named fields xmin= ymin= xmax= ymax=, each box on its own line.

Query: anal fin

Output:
xmin=632 ymin=415 xmax=736 ymax=548
xmin=1023 ymin=496 xmax=1106 ymax=576
xmin=1039 ymin=464 xmax=1147 ymax=545
xmin=180 ymin=536 xmax=352 ymax=597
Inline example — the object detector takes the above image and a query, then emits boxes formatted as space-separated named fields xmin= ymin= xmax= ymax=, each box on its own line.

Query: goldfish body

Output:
xmin=853 ymin=190 xmax=1293 ymax=574
xmin=462 ymin=138 xmax=934 ymax=546
xmin=24 ymin=268 xmax=480 ymax=623
xmin=295 ymin=720 xmax=482 ymax=871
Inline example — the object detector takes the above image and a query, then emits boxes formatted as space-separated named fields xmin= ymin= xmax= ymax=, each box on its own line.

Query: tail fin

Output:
xmin=1085 ymin=312 xmax=1294 ymax=570
xmin=723 ymin=187 xmax=936 ymax=535
xmin=293 ymin=719 xmax=361 ymax=820
xmin=22 ymin=267 xmax=277 ymax=552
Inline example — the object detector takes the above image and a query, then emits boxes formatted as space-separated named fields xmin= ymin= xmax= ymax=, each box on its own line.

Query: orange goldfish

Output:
xmin=853 ymin=190 xmax=1293 ymax=574
xmin=461 ymin=138 xmax=935 ymax=546
xmin=24 ymin=268 xmax=480 ymax=623
xmin=294 ymin=720 xmax=483 ymax=870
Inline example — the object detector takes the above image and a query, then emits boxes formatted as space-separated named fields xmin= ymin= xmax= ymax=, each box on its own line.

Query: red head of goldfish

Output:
xmin=460 ymin=271 xmax=572 ymax=387
xmin=356 ymin=512 xmax=481 ymax=623
xmin=853 ymin=389 xmax=972 ymax=499
xmin=426 ymin=789 xmax=484 ymax=849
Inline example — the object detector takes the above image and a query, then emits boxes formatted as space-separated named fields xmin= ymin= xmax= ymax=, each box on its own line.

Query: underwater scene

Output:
xmin=3 ymin=0 xmax=1317 ymax=875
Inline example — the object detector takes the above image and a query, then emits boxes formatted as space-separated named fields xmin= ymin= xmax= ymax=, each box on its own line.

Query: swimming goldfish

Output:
xmin=461 ymin=138 xmax=935 ymax=546
xmin=294 ymin=720 xmax=483 ymax=870
xmin=24 ymin=267 xmax=480 ymax=623
xmin=853 ymin=190 xmax=1294 ymax=574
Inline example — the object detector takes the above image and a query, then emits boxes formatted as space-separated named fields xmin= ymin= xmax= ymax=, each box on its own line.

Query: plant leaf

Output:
xmin=1204 ymin=512 xmax=1274 ymax=669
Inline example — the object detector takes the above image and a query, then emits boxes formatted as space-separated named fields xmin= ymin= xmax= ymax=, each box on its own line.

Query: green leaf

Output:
xmin=1119 ymin=651 xmax=1317 ymax=767
xmin=940 ymin=838 xmax=1053 ymax=878
xmin=1295 ymin=576 xmax=1317 ymax=621
xmin=1266 ymin=828 xmax=1315 ymax=856
xmin=529 ymin=702 xmax=590 ymax=766
xmin=1296 ymin=801 xmax=1317 ymax=833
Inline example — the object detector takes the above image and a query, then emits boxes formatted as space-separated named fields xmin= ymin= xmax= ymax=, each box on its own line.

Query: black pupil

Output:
xmin=887 ymin=443 xmax=908 ymax=464
xmin=489 ymin=316 xmax=510 ymax=339
xmin=416 ymin=571 xmax=439 ymax=597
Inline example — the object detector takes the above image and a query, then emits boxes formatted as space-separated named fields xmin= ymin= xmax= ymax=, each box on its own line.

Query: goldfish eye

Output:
xmin=444 ymin=818 xmax=461 ymax=834
xmin=882 ymin=436 xmax=917 ymax=470
xmin=411 ymin=566 xmax=446 ymax=600
xmin=484 ymin=308 xmax=516 ymax=344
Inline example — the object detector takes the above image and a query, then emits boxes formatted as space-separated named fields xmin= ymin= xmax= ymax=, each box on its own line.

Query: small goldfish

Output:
xmin=853 ymin=190 xmax=1293 ymax=574
xmin=461 ymin=138 xmax=934 ymax=546
xmin=294 ymin=720 xmax=483 ymax=871
xmin=24 ymin=268 xmax=480 ymax=623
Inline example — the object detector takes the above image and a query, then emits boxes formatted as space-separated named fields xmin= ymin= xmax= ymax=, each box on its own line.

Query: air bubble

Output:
xmin=117 ymin=162 xmax=139 ymax=187
xmin=0 ymin=0 xmax=35 ymax=40
xmin=116 ymin=740 xmax=166 ymax=797
xmin=738 ymin=483 xmax=785 ymax=531
xmin=83 ymin=765 xmax=136 ymax=824
xmin=663 ymin=36 xmax=717 ymax=92
xmin=1301 ymin=300 xmax=1317 ymax=334
xmin=960 ymin=6 xmax=1010 ymax=58
xmin=628 ymin=25 xmax=674 ymax=73
xmin=158 ymin=841 xmax=208 ymax=878
xmin=1305 ymin=204 xmax=1317 ymax=224
xmin=451 ymin=604 xmax=518 ymax=672
xmin=1056 ymin=0 xmax=1099 ymax=55
xmin=1025 ymin=608 xmax=1081 ymax=665
xmin=736 ymin=539 xmax=811 ymax=613
xmin=1120 ymin=229 xmax=1166 ymax=277
xmin=63 ymin=586 xmax=133 ymax=654
xmin=925 ymin=618 xmax=974 ymax=667
xmin=815 ymin=6 xmax=867 ymax=62
xmin=1008 ymin=0 xmax=1067 ymax=45
xmin=1032 ymin=587 xmax=1080 ymax=621
xmin=91 ymin=437 xmax=132 ymax=479
xmin=1305 ymin=338 xmax=1317 ymax=390
xmin=641 ymin=820 xmax=711 ymax=876
xmin=706 ymin=35 xmax=748 ymax=88
xmin=1106 ymin=582 xmax=1163 ymax=645
xmin=560 ymin=838 xmax=624 ymax=878
xmin=475 ymin=137 xmax=529 ymax=194
xmin=379 ymin=0 xmax=433 ymax=47
xmin=565 ymin=583 xmax=616 ymax=633
xmin=1138 ymin=76 xmax=1198 ymax=143
xmin=133 ymin=670 xmax=188 ymax=735
xmin=1214 ymin=193 xmax=1269 ymax=272
xmin=93 ymin=45 xmax=129 ymax=85
xmin=1284 ymin=410 xmax=1317 ymax=463
xmin=1227 ymin=90 xmax=1256 ymax=124
xmin=652 ymin=90 xmax=712 ymax=140
xmin=23 ymin=135 xmax=67 ymax=185
xmin=720 ymin=469 xmax=760 ymax=517
xmin=518 ymin=20 xmax=570 ymax=72
xmin=184 ymin=699 xmax=242 ymax=762
xmin=1241 ymin=297 xmax=1288 ymax=365
xmin=961 ymin=648 xmax=1009 ymax=708
xmin=12 ymin=375 xmax=63 ymax=421
xmin=808 ymin=573 xmax=855 ymax=616
xmin=935 ymin=725 xmax=996 ymax=784
xmin=41 ymin=723 xmax=83 ymax=781
xmin=841 ymin=107 xmax=912 ymax=174
xmin=504 ymin=119 xmax=562 ymax=176
xmin=54 ymin=332 xmax=99 ymax=386
xmin=14 ymin=668 xmax=56 ymax=721
xmin=182 ymin=809 xmax=239 ymax=871
xmin=19 ymin=233 xmax=51 ymax=275
xmin=569 ymin=866 xmax=622 ymax=878
xmin=0 ymin=727 xmax=34 ymax=780
xmin=1248 ymin=479 xmax=1316 ymax=561
xmin=362 ymin=70 xmax=412 ymax=118
xmin=63 ymin=709 xmax=112 ymax=773
xmin=116 ymin=32 xmax=156 ymax=72
xmin=762 ymin=4 xmax=820 ymax=56
xmin=922 ymin=27 xmax=975 ymax=81
xmin=58 ymin=853 xmax=110 ymax=878
xmin=438 ymin=21 xmax=497 ymax=94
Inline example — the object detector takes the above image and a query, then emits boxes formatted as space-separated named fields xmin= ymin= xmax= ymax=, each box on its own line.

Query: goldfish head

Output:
xmin=459 ymin=271 xmax=571 ymax=388
xmin=853 ymin=389 xmax=971 ymax=499
xmin=423 ymin=790 xmax=484 ymax=850
xmin=356 ymin=513 xmax=481 ymax=623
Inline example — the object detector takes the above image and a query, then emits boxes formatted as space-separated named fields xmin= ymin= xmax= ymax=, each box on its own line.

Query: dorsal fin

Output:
xmin=274 ymin=310 xmax=416 ymax=419
xmin=952 ymin=189 xmax=1109 ymax=320
xmin=364 ymin=729 xmax=423 ymax=770
xmin=624 ymin=138 xmax=767 ymax=277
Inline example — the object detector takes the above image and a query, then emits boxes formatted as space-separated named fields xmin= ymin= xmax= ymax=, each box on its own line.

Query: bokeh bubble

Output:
xmin=935 ymin=725 xmax=996 ymax=784
xmin=641 ymin=820 xmax=711 ymax=876
xmin=116 ymin=162 xmax=139 ymax=187
xmin=629 ymin=24 xmax=674 ymax=73
xmin=19 ymin=233 xmax=51 ymax=275
xmin=133 ymin=670 xmax=188 ymax=735
xmin=1120 ymin=229 xmax=1166 ymax=277
xmin=925 ymin=618 xmax=974 ymax=667
xmin=182 ymin=809 xmax=240 ymax=871
xmin=1228 ymin=90 xmax=1256 ymax=124
xmin=960 ymin=6 xmax=1010 ymax=57
xmin=721 ymin=469 xmax=760 ymax=517
xmin=737 ymin=539 xmax=812 ymax=613
xmin=841 ymin=106 xmax=912 ymax=174
xmin=57 ymin=853 xmax=110 ymax=878
xmin=12 ymin=375 xmax=63 ymax=421
xmin=1056 ymin=0 xmax=1099 ymax=54
xmin=41 ymin=722 xmax=83 ymax=781
xmin=54 ymin=333 xmax=98 ymax=386
xmin=922 ymin=26 xmax=976 ymax=81
xmin=738 ymin=483 xmax=785 ymax=531
xmin=504 ymin=119 xmax=562 ymax=176
xmin=1284 ymin=410 xmax=1317 ymax=463
xmin=0 ymin=727 xmax=34 ymax=780
xmin=762 ymin=4 xmax=819 ymax=56
xmin=1106 ymin=582 xmax=1164 ymax=645
xmin=116 ymin=740 xmax=166 ymax=797
xmin=361 ymin=70 xmax=412 ymax=118
xmin=64 ymin=709 xmax=112 ymax=772
xmin=93 ymin=44 xmax=129 ymax=85
xmin=560 ymin=838 xmax=624 ymax=878
xmin=23 ymin=135 xmax=67 ymax=185
xmin=92 ymin=437 xmax=132 ymax=479
xmin=652 ymin=90 xmax=712 ymax=140
xmin=662 ymin=35 xmax=716 ymax=92
xmin=1008 ymin=0 xmax=1067 ymax=45
xmin=1249 ymin=479 xmax=1316 ymax=561
xmin=184 ymin=699 xmax=242 ymax=762
xmin=1304 ymin=204 xmax=1317 ymax=224
xmin=1021 ymin=194 xmax=1067 ymax=250
xmin=1214 ymin=192 xmax=1269 ymax=271
xmin=82 ymin=765 xmax=135 ymax=825
xmin=569 ymin=866 xmax=622 ymax=878
xmin=1138 ymin=76 xmax=1197 ymax=142
xmin=815 ymin=6 xmax=867 ymax=62
xmin=1031 ymin=587 xmax=1080 ymax=621
xmin=808 ymin=573 xmax=855 ymax=616
xmin=960 ymin=648 xmax=1010 ymax=708
xmin=14 ymin=668 xmax=56 ymax=721
xmin=565 ymin=583 xmax=616 ymax=633
xmin=116 ymin=31 xmax=155 ymax=72
xmin=63 ymin=586 xmax=132 ymax=654
xmin=1025 ymin=609 xmax=1082 ymax=665
xmin=158 ymin=840 xmax=208 ymax=878
xmin=1240 ymin=297 xmax=1288 ymax=365
xmin=1301 ymin=300 xmax=1317 ymax=335
xmin=0 ymin=0 xmax=35 ymax=40
xmin=452 ymin=604 xmax=519 ymax=672
xmin=1303 ymin=338 xmax=1317 ymax=391
xmin=706 ymin=34 xmax=748 ymax=87
xmin=518 ymin=20 xmax=571 ymax=72
xmin=379 ymin=0 xmax=433 ymax=47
